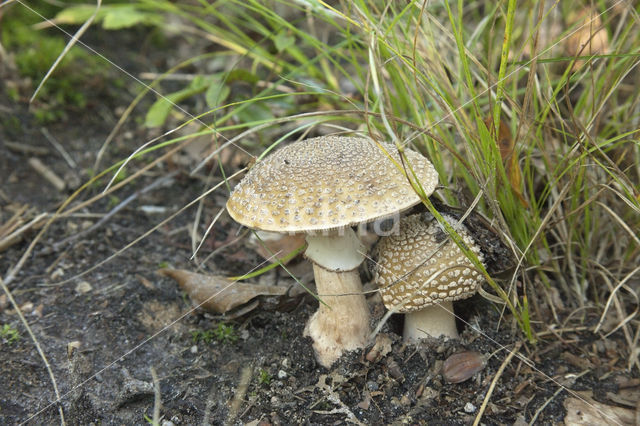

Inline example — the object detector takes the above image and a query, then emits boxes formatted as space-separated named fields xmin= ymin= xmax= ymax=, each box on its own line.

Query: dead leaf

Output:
xmin=564 ymin=394 xmax=634 ymax=425
xmin=566 ymin=7 xmax=609 ymax=71
xmin=442 ymin=351 xmax=487 ymax=383
xmin=160 ymin=269 xmax=287 ymax=314
xmin=365 ymin=333 xmax=392 ymax=362
xmin=483 ymin=116 xmax=528 ymax=207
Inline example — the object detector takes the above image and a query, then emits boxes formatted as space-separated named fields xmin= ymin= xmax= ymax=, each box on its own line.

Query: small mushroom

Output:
xmin=226 ymin=136 xmax=438 ymax=366
xmin=374 ymin=213 xmax=484 ymax=342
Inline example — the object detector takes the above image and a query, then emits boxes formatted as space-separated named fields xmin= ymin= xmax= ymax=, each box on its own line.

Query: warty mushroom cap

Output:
xmin=226 ymin=136 xmax=438 ymax=234
xmin=375 ymin=213 xmax=485 ymax=312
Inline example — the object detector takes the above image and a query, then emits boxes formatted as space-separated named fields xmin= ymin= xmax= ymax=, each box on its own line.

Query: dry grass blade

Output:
xmin=150 ymin=367 xmax=161 ymax=426
xmin=0 ymin=206 xmax=43 ymax=252
xmin=474 ymin=342 xmax=522 ymax=426
xmin=2 ymin=139 xmax=193 ymax=285
xmin=0 ymin=276 xmax=65 ymax=425
xmin=29 ymin=0 xmax=102 ymax=103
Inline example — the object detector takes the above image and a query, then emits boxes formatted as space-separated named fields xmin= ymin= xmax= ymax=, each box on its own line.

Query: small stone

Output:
xmin=277 ymin=370 xmax=287 ymax=379
xmin=400 ymin=394 xmax=411 ymax=406
xmin=75 ymin=281 xmax=92 ymax=294
xmin=50 ymin=268 xmax=64 ymax=280
xmin=366 ymin=381 xmax=378 ymax=391
xmin=190 ymin=345 xmax=198 ymax=354
xmin=464 ymin=402 xmax=476 ymax=413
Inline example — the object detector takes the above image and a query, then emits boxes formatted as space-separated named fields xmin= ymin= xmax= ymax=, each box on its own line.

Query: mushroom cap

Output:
xmin=226 ymin=136 xmax=438 ymax=233
xmin=375 ymin=213 xmax=484 ymax=313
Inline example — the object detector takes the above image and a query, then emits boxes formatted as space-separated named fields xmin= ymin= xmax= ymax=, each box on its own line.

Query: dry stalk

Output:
xmin=473 ymin=341 xmax=522 ymax=426
xmin=0 ymin=276 xmax=66 ymax=425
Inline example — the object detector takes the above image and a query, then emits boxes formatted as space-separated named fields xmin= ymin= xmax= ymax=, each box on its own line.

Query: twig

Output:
xmin=41 ymin=128 xmax=77 ymax=169
xmin=48 ymin=167 xmax=246 ymax=286
xmin=225 ymin=365 xmax=253 ymax=424
xmin=534 ymin=325 xmax=589 ymax=338
xmin=28 ymin=158 xmax=66 ymax=192
xmin=3 ymin=138 xmax=191 ymax=285
xmin=473 ymin=341 xmax=522 ymax=426
xmin=0 ymin=212 xmax=47 ymax=252
xmin=0 ymin=276 xmax=66 ymax=425
xmin=529 ymin=385 xmax=565 ymax=425
xmin=150 ymin=367 xmax=161 ymax=426
xmin=4 ymin=140 xmax=50 ymax=156
xmin=52 ymin=172 xmax=177 ymax=250
xmin=528 ymin=370 xmax=589 ymax=425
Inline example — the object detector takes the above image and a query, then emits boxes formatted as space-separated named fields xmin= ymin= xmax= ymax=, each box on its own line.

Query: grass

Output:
xmin=1 ymin=2 xmax=117 ymax=123
xmin=4 ymin=0 xmax=640 ymax=368
xmin=1 ymin=323 xmax=20 ymax=344
xmin=113 ymin=0 xmax=637 ymax=346
xmin=191 ymin=323 xmax=238 ymax=345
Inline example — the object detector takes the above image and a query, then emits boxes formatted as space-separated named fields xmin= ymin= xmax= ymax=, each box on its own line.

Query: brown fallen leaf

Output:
xmin=564 ymin=393 xmax=634 ymax=425
xmin=365 ymin=333 xmax=393 ymax=363
xmin=483 ymin=116 xmax=528 ymax=207
xmin=442 ymin=351 xmax=487 ymax=383
xmin=159 ymin=269 xmax=287 ymax=314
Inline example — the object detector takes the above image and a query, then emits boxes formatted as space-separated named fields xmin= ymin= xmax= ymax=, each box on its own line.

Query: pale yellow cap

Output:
xmin=375 ymin=214 xmax=484 ymax=313
xmin=226 ymin=136 xmax=438 ymax=233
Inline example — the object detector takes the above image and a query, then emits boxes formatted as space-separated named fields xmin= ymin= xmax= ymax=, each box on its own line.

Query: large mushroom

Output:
xmin=226 ymin=135 xmax=438 ymax=367
xmin=375 ymin=213 xmax=485 ymax=342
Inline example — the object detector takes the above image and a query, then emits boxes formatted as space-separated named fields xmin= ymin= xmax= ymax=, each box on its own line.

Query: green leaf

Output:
xmin=205 ymin=81 xmax=231 ymax=108
xmin=234 ymin=101 xmax=274 ymax=124
xmin=54 ymin=5 xmax=162 ymax=29
xmin=273 ymin=30 xmax=295 ymax=53
xmin=102 ymin=7 xmax=152 ymax=30
xmin=145 ymin=78 xmax=209 ymax=127
xmin=226 ymin=69 xmax=259 ymax=85
xmin=54 ymin=5 xmax=102 ymax=24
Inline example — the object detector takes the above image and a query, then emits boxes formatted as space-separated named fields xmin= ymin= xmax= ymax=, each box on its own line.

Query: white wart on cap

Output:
xmin=226 ymin=136 xmax=438 ymax=367
xmin=375 ymin=213 xmax=484 ymax=341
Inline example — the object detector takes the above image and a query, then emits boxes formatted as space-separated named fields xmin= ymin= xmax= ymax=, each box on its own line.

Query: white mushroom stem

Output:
xmin=303 ymin=228 xmax=371 ymax=368
xmin=403 ymin=300 xmax=458 ymax=342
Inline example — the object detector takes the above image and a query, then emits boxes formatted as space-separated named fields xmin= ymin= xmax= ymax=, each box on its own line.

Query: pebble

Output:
xmin=75 ymin=281 xmax=92 ymax=294
xmin=464 ymin=402 xmax=476 ymax=413
xmin=277 ymin=370 xmax=287 ymax=379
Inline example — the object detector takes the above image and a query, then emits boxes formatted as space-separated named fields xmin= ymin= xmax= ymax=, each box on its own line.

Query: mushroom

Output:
xmin=226 ymin=135 xmax=438 ymax=367
xmin=374 ymin=213 xmax=485 ymax=342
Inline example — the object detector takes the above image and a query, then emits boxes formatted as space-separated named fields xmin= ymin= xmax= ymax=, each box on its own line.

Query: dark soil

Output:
xmin=1 ymin=24 xmax=637 ymax=426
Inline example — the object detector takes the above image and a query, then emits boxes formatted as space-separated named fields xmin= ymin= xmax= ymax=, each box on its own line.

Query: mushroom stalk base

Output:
xmin=304 ymin=264 xmax=371 ymax=368
xmin=403 ymin=300 xmax=458 ymax=342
